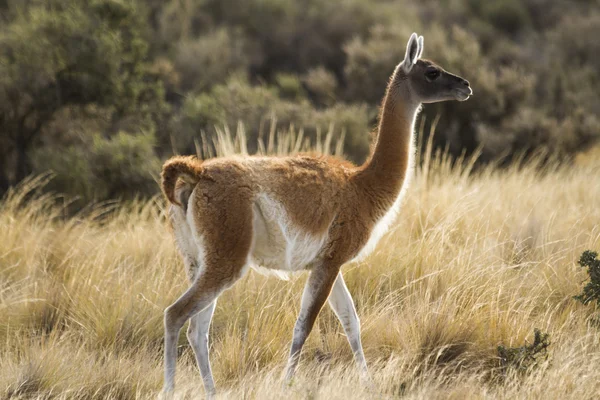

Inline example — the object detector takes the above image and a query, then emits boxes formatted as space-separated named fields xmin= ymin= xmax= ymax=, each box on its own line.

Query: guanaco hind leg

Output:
xmin=186 ymin=300 xmax=217 ymax=396
xmin=162 ymin=275 xmax=225 ymax=395
xmin=163 ymin=181 xmax=254 ymax=395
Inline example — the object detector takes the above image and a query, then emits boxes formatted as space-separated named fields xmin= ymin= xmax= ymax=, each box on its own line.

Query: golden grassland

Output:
xmin=1 ymin=138 xmax=600 ymax=399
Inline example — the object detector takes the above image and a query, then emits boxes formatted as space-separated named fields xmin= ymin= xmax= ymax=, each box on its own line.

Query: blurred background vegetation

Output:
xmin=1 ymin=0 xmax=599 ymax=205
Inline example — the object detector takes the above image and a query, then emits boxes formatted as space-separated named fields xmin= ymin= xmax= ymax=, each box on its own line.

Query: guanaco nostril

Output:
xmin=462 ymin=79 xmax=470 ymax=87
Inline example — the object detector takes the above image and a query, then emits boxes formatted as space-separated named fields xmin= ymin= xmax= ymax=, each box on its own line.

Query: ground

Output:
xmin=1 ymin=150 xmax=600 ymax=399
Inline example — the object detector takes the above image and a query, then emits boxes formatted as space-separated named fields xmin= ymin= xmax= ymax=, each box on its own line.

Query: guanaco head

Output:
xmin=394 ymin=33 xmax=472 ymax=103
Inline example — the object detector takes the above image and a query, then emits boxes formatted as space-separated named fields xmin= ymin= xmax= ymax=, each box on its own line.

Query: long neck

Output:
xmin=353 ymin=74 xmax=421 ymax=215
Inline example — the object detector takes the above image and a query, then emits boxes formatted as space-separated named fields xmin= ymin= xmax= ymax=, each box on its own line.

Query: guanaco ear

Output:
xmin=402 ymin=33 xmax=420 ymax=73
xmin=417 ymin=35 xmax=424 ymax=59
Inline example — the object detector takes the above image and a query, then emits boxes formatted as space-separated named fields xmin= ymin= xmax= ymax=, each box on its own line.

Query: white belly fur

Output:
xmin=249 ymin=193 xmax=328 ymax=279
xmin=170 ymin=192 xmax=327 ymax=282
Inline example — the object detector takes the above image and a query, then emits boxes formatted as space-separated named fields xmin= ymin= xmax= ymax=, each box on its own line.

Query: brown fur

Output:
xmin=160 ymin=32 xmax=472 ymax=395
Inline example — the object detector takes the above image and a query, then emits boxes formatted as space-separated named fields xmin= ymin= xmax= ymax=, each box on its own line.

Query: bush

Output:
xmin=497 ymin=329 xmax=550 ymax=377
xmin=478 ymin=0 xmax=532 ymax=35
xmin=174 ymin=28 xmax=255 ymax=92
xmin=574 ymin=251 xmax=600 ymax=307
xmin=191 ymin=0 xmax=382 ymax=77
xmin=90 ymin=131 xmax=161 ymax=200
xmin=173 ymin=76 xmax=286 ymax=153
xmin=0 ymin=0 xmax=165 ymax=190
xmin=171 ymin=76 xmax=371 ymax=161
xmin=312 ymin=104 xmax=371 ymax=162
xmin=303 ymin=66 xmax=338 ymax=107
xmin=344 ymin=24 xmax=415 ymax=104
xmin=31 ymin=131 xmax=160 ymax=203
xmin=545 ymin=13 xmax=600 ymax=118
xmin=274 ymin=73 xmax=305 ymax=101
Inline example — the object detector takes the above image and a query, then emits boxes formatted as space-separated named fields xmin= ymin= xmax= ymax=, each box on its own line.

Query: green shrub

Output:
xmin=303 ymin=66 xmax=338 ymax=106
xmin=497 ymin=329 xmax=550 ymax=376
xmin=479 ymin=0 xmax=532 ymax=35
xmin=90 ymin=131 xmax=160 ymax=199
xmin=192 ymin=0 xmax=381 ymax=77
xmin=312 ymin=104 xmax=371 ymax=163
xmin=174 ymin=28 xmax=254 ymax=92
xmin=0 ymin=0 xmax=165 ymax=189
xmin=546 ymin=13 xmax=600 ymax=118
xmin=344 ymin=24 xmax=415 ymax=104
xmin=171 ymin=76 xmax=370 ymax=161
xmin=574 ymin=251 xmax=600 ymax=307
xmin=31 ymin=146 xmax=96 ymax=204
xmin=31 ymin=131 xmax=160 ymax=203
xmin=275 ymin=73 xmax=305 ymax=101
xmin=173 ymin=76 xmax=284 ymax=153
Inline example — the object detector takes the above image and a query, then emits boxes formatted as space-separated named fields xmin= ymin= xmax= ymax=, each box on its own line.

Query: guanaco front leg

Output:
xmin=328 ymin=272 xmax=369 ymax=378
xmin=284 ymin=264 xmax=340 ymax=383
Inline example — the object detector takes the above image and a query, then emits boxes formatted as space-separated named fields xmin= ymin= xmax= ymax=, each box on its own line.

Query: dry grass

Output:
xmin=1 ymin=133 xmax=600 ymax=399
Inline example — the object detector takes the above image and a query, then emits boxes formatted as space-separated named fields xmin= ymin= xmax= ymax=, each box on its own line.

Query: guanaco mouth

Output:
xmin=454 ymin=87 xmax=473 ymax=101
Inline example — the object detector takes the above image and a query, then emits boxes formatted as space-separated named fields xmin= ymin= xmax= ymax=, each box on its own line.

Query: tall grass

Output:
xmin=1 ymin=132 xmax=600 ymax=399
xmin=193 ymin=119 xmax=346 ymax=160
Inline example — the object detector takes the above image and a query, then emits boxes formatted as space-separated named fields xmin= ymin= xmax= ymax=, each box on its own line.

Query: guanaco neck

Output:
xmin=352 ymin=67 xmax=421 ymax=218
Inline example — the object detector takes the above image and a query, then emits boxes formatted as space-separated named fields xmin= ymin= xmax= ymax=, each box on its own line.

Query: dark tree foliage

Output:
xmin=0 ymin=0 xmax=599 ymax=203
xmin=0 ymin=0 xmax=165 ymax=195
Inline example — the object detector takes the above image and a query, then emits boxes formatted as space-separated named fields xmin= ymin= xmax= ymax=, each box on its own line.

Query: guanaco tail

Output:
xmin=160 ymin=32 xmax=472 ymax=397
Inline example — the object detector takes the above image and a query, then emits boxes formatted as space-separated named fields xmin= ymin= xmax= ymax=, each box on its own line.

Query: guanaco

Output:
xmin=160 ymin=32 xmax=472 ymax=396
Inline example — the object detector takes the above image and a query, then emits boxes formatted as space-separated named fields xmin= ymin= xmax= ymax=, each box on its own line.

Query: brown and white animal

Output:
xmin=160 ymin=33 xmax=472 ymax=396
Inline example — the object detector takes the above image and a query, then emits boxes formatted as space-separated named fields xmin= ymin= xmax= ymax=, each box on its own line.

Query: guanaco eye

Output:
xmin=425 ymin=68 xmax=441 ymax=81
